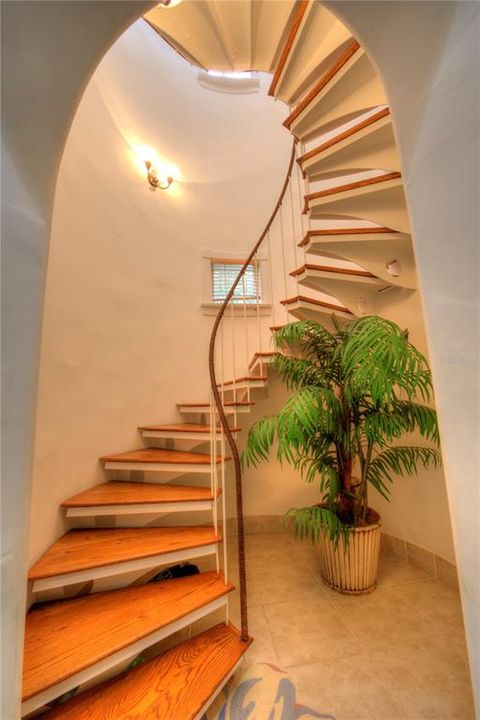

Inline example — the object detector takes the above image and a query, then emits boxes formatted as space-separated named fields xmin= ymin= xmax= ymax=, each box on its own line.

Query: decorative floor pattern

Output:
xmin=214 ymin=531 xmax=475 ymax=720
xmin=205 ymin=663 xmax=335 ymax=719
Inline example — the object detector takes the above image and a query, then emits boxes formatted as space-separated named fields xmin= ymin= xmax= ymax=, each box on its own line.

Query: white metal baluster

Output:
xmin=242 ymin=274 xmax=250 ymax=402
xmin=255 ymin=255 xmax=262 ymax=358
xmin=296 ymin=142 xmax=309 ymax=265
xmin=210 ymin=389 xmax=219 ymax=574
xmin=230 ymin=300 xmax=237 ymax=428
xmin=267 ymin=227 xmax=276 ymax=332
xmin=289 ymin=178 xmax=300 ymax=294
xmin=221 ymin=422 xmax=228 ymax=622
xmin=279 ymin=202 xmax=289 ymax=323
xmin=220 ymin=315 xmax=225 ymax=406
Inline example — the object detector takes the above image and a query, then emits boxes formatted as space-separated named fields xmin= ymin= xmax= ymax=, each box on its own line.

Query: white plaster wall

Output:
xmin=1 ymin=3 xmax=155 ymax=717
xmin=326 ymin=0 xmax=480 ymax=710
xmin=2 ymin=0 xmax=478 ymax=715
xmin=28 ymin=20 xmax=292 ymax=563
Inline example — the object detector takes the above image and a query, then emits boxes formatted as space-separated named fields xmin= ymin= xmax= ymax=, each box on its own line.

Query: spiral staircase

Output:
xmin=22 ymin=2 xmax=417 ymax=718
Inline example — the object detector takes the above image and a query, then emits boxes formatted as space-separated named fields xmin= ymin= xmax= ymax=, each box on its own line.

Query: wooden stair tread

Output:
xmin=268 ymin=0 xmax=309 ymax=97
xmin=281 ymin=294 xmax=353 ymax=314
xmin=284 ymin=38 xmax=361 ymax=130
xmin=23 ymin=572 xmax=233 ymax=702
xmin=298 ymin=226 xmax=397 ymax=246
xmin=37 ymin=622 xmax=251 ymax=720
xmin=61 ymin=481 xmax=218 ymax=508
xmin=304 ymin=171 xmax=402 ymax=206
xmin=177 ymin=401 xmax=254 ymax=407
xmin=100 ymin=448 xmax=228 ymax=465
xmin=248 ymin=351 xmax=275 ymax=369
xmin=138 ymin=422 xmax=239 ymax=433
xmin=290 ymin=263 xmax=376 ymax=278
xmin=28 ymin=527 xmax=221 ymax=581
xmin=298 ymin=106 xmax=390 ymax=162
xmin=218 ymin=375 xmax=267 ymax=386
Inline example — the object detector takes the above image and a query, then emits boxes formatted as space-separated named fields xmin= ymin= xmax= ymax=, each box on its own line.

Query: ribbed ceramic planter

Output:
xmin=317 ymin=516 xmax=382 ymax=594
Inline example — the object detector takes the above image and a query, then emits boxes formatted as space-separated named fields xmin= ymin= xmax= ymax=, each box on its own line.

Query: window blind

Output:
xmin=211 ymin=260 xmax=262 ymax=304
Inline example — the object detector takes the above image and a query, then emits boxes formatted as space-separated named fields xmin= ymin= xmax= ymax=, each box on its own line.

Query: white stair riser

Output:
xmin=31 ymin=543 xmax=220 ymax=593
xmin=65 ymin=499 xmax=215 ymax=518
xmin=103 ymin=461 xmax=218 ymax=474
xmin=178 ymin=406 xmax=252 ymax=415
xmin=140 ymin=430 xmax=238 ymax=441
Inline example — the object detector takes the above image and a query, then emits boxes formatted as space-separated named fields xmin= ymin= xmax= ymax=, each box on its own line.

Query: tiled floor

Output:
xmin=222 ymin=531 xmax=475 ymax=720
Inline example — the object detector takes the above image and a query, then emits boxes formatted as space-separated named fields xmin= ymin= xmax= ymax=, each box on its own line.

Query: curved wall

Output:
xmin=28 ymin=20 xmax=292 ymax=562
xmin=2 ymin=2 xmax=479 ymax=716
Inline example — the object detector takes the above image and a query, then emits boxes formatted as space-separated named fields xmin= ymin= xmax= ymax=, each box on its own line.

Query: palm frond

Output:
xmin=284 ymin=505 xmax=349 ymax=545
xmin=341 ymin=316 xmax=433 ymax=403
xmin=362 ymin=401 xmax=440 ymax=445
xmin=367 ymin=446 xmax=441 ymax=500
xmin=241 ymin=415 xmax=276 ymax=468
xmin=272 ymin=353 xmax=327 ymax=391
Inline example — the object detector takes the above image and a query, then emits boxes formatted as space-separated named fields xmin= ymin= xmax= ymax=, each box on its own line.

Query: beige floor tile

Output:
xmin=368 ymin=636 xmax=475 ymax=719
xmin=377 ymin=554 xmax=432 ymax=586
xmin=288 ymin=655 xmax=408 ymax=720
xmin=248 ymin=562 xmax=330 ymax=606
xmin=324 ymin=578 xmax=464 ymax=651
xmin=264 ymin=598 xmax=361 ymax=667
xmin=243 ymin=605 xmax=280 ymax=667
xmin=214 ymin=531 xmax=472 ymax=719
xmin=401 ymin=579 xmax=465 ymax=637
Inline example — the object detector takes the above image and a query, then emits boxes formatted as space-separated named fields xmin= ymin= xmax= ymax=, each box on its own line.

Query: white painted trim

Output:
xmin=201 ymin=303 xmax=272 ymax=316
xmin=65 ymin=499 xmax=214 ymax=518
xmin=103 ymin=461 xmax=213 ymax=473
xmin=32 ymin=543 xmax=219 ymax=593
xmin=21 ymin=596 xmax=229 ymax=716
xmin=297 ymin=268 xmax=382 ymax=286
xmin=303 ymin=231 xmax=406 ymax=246
xmin=193 ymin=651 xmax=248 ymax=720
xmin=287 ymin=298 xmax=353 ymax=321
xmin=290 ymin=45 xmax=364 ymax=133
xmin=178 ymin=405 xmax=251 ymax=415
xmin=218 ymin=379 xmax=266 ymax=391
xmin=140 ymin=430 xmax=238 ymax=441
xmin=309 ymin=176 xmax=403 ymax=208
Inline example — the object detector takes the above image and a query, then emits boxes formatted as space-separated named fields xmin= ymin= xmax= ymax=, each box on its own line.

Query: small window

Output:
xmin=211 ymin=259 xmax=262 ymax=304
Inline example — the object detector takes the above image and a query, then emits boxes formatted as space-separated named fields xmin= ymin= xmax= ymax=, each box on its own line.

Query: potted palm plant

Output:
xmin=242 ymin=316 xmax=440 ymax=594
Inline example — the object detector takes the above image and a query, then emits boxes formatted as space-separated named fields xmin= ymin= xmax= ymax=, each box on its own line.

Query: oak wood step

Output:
xmin=298 ymin=226 xmax=398 ymax=247
xmin=281 ymin=294 xmax=353 ymax=314
xmin=61 ymin=481 xmax=219 ymax=508
xmin=28 ymin=527 xmax=221 ymax=587
xmin=138 ymin=422 xmax=239 ymax=435
xmin=248 ymin=351 xmax=275 ymax=370
xmin=23 ymin=572 xmax=234 ymax=711
xmin=218 ymin=375 xmax=267 ymax=386
xmin=177 ymin=401 xmax=255 ymax=408
xmin=283 ymin=38 xmax=361 ymax=131
xmin=268 ymin=0 xmax=309 ymax=96
xmin=298 ymin=107 xmax=390 ymax=163
xmin=303 ymin=171 xmax=402 ymax=213
xmin=290 ymin=263 xmax=376 ymax=278
xmin=100 ymin=448 xmax=227 ymax=466
xmin=37 ymin=622 xmax=251 ymax=720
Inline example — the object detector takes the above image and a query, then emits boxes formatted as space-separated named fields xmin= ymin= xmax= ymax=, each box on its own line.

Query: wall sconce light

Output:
xmin=145 ymin=161 xmax=175 ymax=191
xmin=386 ymin=259 xmax=402 ymax=277
xmin=156 ymin=0 xmax=183 ymax=7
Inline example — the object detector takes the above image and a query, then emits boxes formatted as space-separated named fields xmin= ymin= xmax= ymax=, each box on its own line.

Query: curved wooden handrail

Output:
xmin=208 ymin=138 xmax=297 ymax=642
